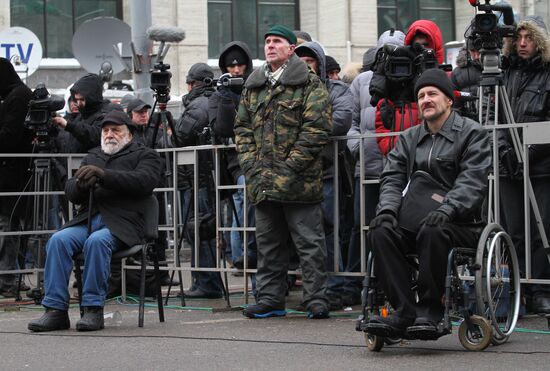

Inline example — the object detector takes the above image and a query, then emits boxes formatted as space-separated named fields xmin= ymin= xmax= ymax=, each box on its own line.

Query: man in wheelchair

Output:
xmin=28 ymin=110 xmax=162 ymax=332
xmin=365 ymin=69 xmax=491 ymax=340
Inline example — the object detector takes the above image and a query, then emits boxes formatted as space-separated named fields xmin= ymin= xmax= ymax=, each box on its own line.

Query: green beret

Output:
xmin=265 ymin=25 xmax=297 ymax=45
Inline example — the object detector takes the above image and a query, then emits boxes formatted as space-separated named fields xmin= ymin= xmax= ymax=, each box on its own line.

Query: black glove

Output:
xmin=421 ymin=210 xmax=450 ymax=227
xmin=379 ymin=99 xmax=395 ymax=130
xmin=75 ymin=165 xmax=105 ymax=189
xmin=500 ymin=147 xmax=521 ymax=179
xmin=369 ymin=212 xmax=398 ymax=229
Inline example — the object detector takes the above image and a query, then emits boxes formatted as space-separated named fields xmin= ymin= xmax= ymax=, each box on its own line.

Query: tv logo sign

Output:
xmin=0 ymin=27 xmax=43 ymax=78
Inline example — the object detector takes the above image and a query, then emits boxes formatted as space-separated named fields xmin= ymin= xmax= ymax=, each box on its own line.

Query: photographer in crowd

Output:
xmin=366 ymin=69 xmax=490 ymax=340
xmin=295 ymin=41 xmax=353 ymax=309
xmin=235 ymin=25 xmax=332 ymax=319
xmin=28 ymin=110 xmax=161 ymax=331
xmin=208 ymin=41 xmax=258 ymax=272
xmin=370 ymin=20 xmax=444 ymax=156
xmin=451 ymin=36 xmax=482 ymax=121
xmin=52 ymin=74 xmax=105 ymax=153
xmin=499 ymin=16 xmax=550 ymax=314
xmin=174 ymin=63 xmax=223 ymax=299
xmin=0 ymin=58 xmax=33 ymax=297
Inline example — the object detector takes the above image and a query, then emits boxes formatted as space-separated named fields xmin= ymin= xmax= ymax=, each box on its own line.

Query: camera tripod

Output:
xmin=477 ymin=49 xmax=550 ymax=262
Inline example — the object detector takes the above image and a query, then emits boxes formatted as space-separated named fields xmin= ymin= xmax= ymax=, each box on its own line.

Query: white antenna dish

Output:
xmin=72 ymin=17 xmax=131 ymax=75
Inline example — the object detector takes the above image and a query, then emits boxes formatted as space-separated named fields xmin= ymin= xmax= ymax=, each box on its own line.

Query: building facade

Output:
xmin=0 ymin=0 xmax=547 ymax=97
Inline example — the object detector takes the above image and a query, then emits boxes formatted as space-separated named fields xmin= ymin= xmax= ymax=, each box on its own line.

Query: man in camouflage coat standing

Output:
xmin=235 ymin=25 xmax=333 ymax=319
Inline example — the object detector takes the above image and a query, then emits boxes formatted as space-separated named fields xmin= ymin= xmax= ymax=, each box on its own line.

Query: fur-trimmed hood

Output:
xmin=503 ymin=18 xmax=550 ymax=64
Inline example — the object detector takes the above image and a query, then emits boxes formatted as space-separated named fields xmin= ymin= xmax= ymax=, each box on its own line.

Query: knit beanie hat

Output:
xmin=325 ymin=56 xmax=341 ymax=72
xmin=414 ymin=68 xmax=454 ymax=102
xmin=223 ymin=49 xmax=248 ymax=67
xmin=265 ymin=25 xmax=297 ymax=45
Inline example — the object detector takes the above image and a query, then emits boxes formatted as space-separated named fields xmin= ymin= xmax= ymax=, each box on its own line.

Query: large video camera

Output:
xmin=369 ymin=42 xmax=439 ymax=105
xmin=24 ymin=84 xmax=65 ymax=149
xmin=150 ymin=61 xmax=172 ymax=103
xmin=467 ymin=0 xmax=515 ymax=75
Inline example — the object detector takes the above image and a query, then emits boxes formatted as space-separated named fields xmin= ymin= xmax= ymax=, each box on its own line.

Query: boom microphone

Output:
xmin=146 ymin=26 xmax=186 ymax=43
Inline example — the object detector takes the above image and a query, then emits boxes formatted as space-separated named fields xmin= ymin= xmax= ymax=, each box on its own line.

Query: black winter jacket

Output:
xmin=63 ymin=141 xmax=162 ymax=247
xmin=377 ymin=112 xmax=491 ymax=223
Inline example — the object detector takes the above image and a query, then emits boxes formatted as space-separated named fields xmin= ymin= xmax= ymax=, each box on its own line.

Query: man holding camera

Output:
xmin=499 ymin=16 xmax=550 ymax=314
xmin=174 ymin=63 xmax=224 ymax=299
xmin=235 ymin=25 xmax=332 ymax=319
xmin=208 ymin=41 xmax=258 ymax=272
xmin=0 ymin=58 xmax=33 ymax=297
xmin=28 ymin=110 xmax=161 ymax=332
xmin=366 ymin=69 xmax=491 ymax=340
xmin=52 ymin=73 xmax=105 ymax=153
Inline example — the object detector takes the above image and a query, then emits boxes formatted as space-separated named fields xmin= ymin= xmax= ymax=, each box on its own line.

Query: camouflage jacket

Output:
xmin=235 ymin=54 xmax=332 ymax=204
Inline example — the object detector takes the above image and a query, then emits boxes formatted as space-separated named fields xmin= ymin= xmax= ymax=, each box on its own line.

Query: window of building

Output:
xmin=10 ymin=0 xmax=122 ymax=58
xmin=377 ymin=0 xmax=455 ymax=44
xmin=208 ymin=0 xmax=299 ymax=59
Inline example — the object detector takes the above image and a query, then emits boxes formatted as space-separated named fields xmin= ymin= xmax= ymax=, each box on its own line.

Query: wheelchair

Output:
xmin=355 ymin=223 xmax=521 ymax=351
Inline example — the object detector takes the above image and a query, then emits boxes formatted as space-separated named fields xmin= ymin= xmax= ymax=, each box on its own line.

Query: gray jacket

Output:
xmin=296 ymin=41 xmax=353 ymax=179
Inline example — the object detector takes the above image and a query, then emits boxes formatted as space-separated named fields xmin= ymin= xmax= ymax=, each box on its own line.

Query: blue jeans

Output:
xmin=230 ymin=175 xmax=257 ymax=262
xmin=42 ymin=214 xmax=121 ymax=310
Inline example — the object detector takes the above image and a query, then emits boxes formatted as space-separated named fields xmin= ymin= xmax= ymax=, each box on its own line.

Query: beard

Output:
xmin=101 ymin=135 xmax=131 ymax=155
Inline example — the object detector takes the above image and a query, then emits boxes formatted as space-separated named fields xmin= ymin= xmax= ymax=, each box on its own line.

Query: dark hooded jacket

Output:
xmin=208 ymin=41 xmax=253 ymax=183
xmin=451 ymin=46 xmax=482 ymax=120
xmin=64 ymin=74 xmax=105 ymax=153
xmin=0 ymin=58 xmax=33 ymax=215
xmin=296 ymin=41 xmax=353 ymax=179
xmin=500 ymin=18 xmax=550 ymax=178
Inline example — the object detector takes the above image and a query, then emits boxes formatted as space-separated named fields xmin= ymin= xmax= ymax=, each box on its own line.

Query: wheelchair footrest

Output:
xmin=407 ymin=322 xmax=450 ymax=341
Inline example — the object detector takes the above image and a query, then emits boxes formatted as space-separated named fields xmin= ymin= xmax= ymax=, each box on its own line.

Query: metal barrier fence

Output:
xmin=2 ymin=122 xmax=550 ymax=303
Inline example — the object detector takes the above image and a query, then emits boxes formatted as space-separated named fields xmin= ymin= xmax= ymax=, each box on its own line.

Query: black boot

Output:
xmin=76 ymin=307 xmax=104 ymax=331
xmin=28 ymin=308 xmax=70 ymax=332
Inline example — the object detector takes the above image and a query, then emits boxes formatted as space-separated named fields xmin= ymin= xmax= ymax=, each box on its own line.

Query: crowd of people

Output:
xmin=0 ymin=14 xmax=550 ymax=334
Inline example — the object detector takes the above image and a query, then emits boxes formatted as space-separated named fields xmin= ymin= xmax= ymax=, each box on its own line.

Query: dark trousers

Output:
xmin=368 ymin=222 xmax=480 ymax=320
xmin=500 ymin=177 xmax=550 ymax=296
xmin=255 ymin=200 xmax=328 ymax=309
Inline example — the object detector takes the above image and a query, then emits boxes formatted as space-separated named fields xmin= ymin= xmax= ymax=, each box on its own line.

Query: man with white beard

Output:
xmin=28 ymin=110 xmax=162 ymax=332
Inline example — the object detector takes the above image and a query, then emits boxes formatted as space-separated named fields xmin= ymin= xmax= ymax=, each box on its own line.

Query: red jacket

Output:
xmin=375 ymin=99 xmax=421 ymax=155
xmin=405 ymin=20 xmax=444 ymax=64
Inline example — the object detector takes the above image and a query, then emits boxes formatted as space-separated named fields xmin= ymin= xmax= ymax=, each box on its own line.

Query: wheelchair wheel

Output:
xmin=364 ymin=333 xmax=384 ymax=352
xmin=458 ymin=315 xmax=492 ymax=351
xmin=475 ymin=223 xmax=521 ymax=343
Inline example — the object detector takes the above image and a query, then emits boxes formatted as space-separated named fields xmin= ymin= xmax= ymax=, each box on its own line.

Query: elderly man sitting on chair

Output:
xmin=28 ymin=110 xmax=161 ymax=332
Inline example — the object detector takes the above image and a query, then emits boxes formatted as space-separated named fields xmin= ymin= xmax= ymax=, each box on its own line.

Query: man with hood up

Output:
xmin=370 ymin=20 xmax=444 ymax=156
xmin=52 ymin=73 xmax=105 ymax=153
xmin=344 ymin=29 xmax=405 ymax=309
xmin=499 ymin=15 xmax=550 ymax=314
xmin=208 ymin=41 xmax=257 ymax=272
xmin=295 ymin=41 xmax=353 ymax=309
xmin=0 ymin=58 xmax=33 ymax=297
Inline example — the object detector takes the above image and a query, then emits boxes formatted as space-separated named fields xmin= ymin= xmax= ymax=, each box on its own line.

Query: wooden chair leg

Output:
xmin=152 ymin=247 xmax=165 ymax=322
xmin=138 ymin=246 xmax=147 ymax=327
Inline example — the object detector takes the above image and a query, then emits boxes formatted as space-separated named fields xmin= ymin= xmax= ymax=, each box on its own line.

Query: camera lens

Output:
xmin=476 ymin=14 xmax=497 ymax=32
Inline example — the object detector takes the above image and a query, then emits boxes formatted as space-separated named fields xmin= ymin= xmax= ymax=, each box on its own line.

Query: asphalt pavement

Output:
xmin=1 ymin=286 xmax=550 ymax=371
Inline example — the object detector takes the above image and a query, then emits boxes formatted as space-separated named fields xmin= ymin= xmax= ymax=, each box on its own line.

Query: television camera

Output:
xmin=24 ymin=84 xmax=65 ymax=150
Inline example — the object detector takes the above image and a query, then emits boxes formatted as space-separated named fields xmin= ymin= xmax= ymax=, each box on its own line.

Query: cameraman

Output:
xmin=208 ymin=41 xmax=257 ymax=271
xmin=499 ymin=16 xmax=550 ymax=314
xmin=174 ymin=63 xmax=223 ymax=299
xmin=451 ymin=32 xmax=482 ymax=121
xmin=52 ymin=74 xmax=105 ymax=153
xmin=370 ymin=20 xmax=444 ymax=155
xmin=0 ymin=58 xmax=32 ymax=297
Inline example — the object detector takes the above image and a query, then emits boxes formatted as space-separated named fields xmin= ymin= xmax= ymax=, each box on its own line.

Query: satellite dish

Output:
xmin=0 ymin=27 xmax=43 ymax=79
xmin=72 ymin=17 xmax=131 ymax=75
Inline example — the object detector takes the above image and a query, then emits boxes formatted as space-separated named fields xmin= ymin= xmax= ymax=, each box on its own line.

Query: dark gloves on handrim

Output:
xmin=369 ymin=212 xmax=398 ymax=229
xmin=75 ymin=165 xmax=105 ymax=189
xmin=421 ymin=210 xmax=450 ymax=227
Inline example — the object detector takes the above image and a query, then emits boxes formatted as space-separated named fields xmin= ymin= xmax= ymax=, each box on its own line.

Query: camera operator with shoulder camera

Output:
xmin=173 ymin=62 xmax=224 ymax=299
xmin=208 ymin=41 xmax=258 ymax=271
xmin=0 ymin=58 xmax=33 ymax=297
xmin=370 ymin=20 xmax=444 ymax=156
xmin=52 ymin=73 xmax=105 ymax=153
xmin=499 ymin=15 xmax=550 ymax=314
